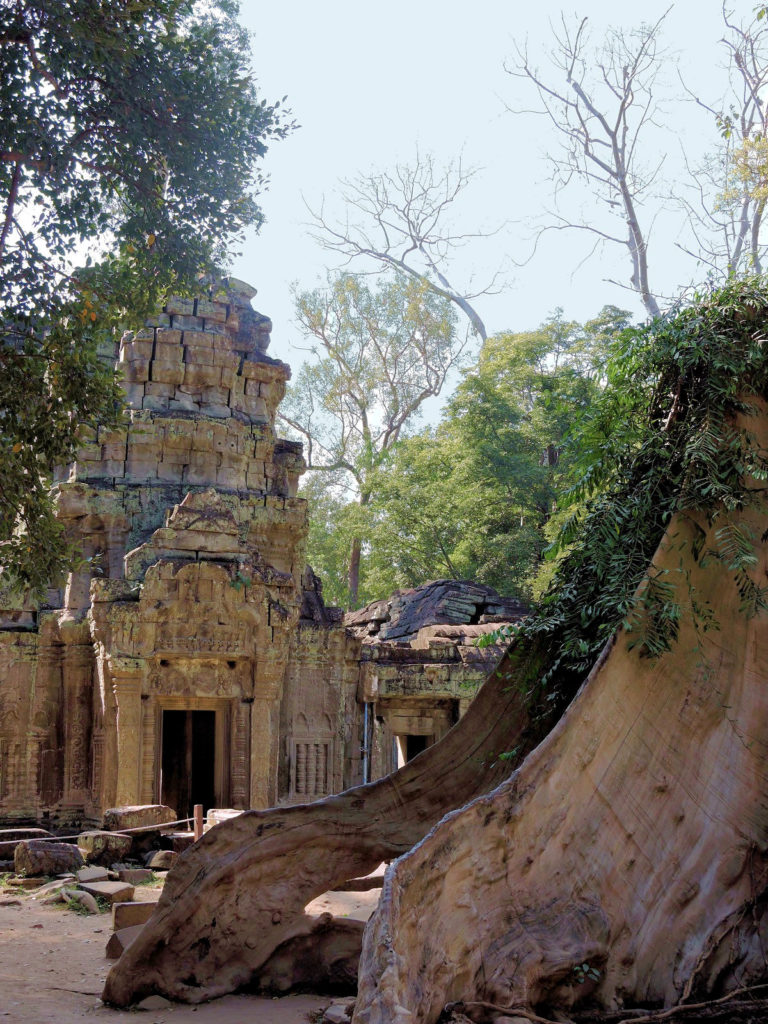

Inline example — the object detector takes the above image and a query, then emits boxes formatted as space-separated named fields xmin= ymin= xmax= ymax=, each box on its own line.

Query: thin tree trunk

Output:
xmin=348 ymin=535 xmax=362 ymax=610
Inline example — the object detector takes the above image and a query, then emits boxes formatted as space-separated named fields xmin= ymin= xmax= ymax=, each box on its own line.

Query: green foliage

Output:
xmin=0 ymin=0 xmax=292 ymax=592
xmin=355 ymin=307 xmax=628 ymax=602
xmin=283 ymin=270 xmax=468 ymax=607
xmin=495 ymin=276 xmax=768 ymax=723
xmin=573 ymin=962 xmax=601 ymax=985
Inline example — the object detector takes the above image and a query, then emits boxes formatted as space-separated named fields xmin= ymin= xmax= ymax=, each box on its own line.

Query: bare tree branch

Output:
xmin=304 ymin=151 xmax=506 ymax=341
xmin=506 ymin=12 xmax=672 ymax=317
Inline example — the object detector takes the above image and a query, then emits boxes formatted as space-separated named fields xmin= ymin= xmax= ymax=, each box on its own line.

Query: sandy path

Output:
xmin=0 ymin=880 xmax=381 ymax=1024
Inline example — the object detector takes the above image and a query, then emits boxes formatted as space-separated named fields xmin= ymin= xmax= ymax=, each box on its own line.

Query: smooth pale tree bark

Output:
xmin=101 ymin=650 xmax=534 ymax=1006
xmin=354 ymin=415 xmax=768 ymax=1022
xmin=105 ymin=406 xmax=768 ymax=1022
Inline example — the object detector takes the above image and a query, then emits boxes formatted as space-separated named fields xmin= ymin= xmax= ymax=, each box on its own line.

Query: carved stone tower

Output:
xmin=0 ymin=281 xmax=361 ymax=824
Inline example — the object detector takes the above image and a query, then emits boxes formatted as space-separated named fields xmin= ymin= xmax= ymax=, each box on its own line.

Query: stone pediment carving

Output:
xmin=123 ymin=489 xmax=244 ymax=580
xmin=92 ymin=560 xmax=265 ymax=659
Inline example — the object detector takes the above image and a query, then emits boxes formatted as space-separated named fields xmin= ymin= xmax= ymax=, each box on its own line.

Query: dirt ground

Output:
xmin=0 ymin=877 xmax=381 ymax=1024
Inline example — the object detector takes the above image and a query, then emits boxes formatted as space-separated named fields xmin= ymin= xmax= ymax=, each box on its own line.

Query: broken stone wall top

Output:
xmin=345 ymin=579 xmax=527 ymax=643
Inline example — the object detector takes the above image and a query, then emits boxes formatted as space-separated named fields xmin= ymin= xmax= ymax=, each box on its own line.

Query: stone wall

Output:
xmin=0 ymin=286 xmax=520 ymax=827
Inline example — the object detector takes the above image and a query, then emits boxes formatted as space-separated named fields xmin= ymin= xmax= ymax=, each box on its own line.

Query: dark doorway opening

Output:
xmin=405 ymin=734 xmax=430 ymax=762
xmin=161 ymin=710 xmax=216 ymax=821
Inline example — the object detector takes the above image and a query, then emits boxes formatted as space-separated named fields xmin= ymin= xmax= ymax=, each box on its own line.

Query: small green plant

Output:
xmin=0 ymin=872 xmax=24 ymax=894
xmin=231 ymin=569 xmax=251 ymax=591
xmin=136 ymin=871 xmax=161 ymax=886
xmin=64 ymin=893 xmax=92 ymax=915
xmin=573 ymin=962 xmax=601 ymax=985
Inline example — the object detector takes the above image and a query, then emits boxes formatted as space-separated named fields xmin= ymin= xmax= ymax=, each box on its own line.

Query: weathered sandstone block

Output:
xmin=102 ymin=805 xmax=177 ymax=832
xmin=77 ymin=830 xmax=133 ymax=866
xmin=15 ymin=840 xmax=84 ymax=876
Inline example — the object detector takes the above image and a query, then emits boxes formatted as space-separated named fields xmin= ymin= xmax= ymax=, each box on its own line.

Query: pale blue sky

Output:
xmin=231 ymin=2 xmax=749 ymax=377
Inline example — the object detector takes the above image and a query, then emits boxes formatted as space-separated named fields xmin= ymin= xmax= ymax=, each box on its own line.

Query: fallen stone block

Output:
xmin=77 ymin=830 xmax=132 ymax=866
xmin=137 ymin=994 xmax=172 ymax=1010
xmin=144 ymin=849 xmax=177 ymax=871
xmin=324 ymin=1002 xmax=354 ymax=1023
xmin=76 ymin=865 xmax=110 ymax=883
xmin=112 ymin=900 xmax=158 ymax=930
xmin=166 ymin=832 xmax=194 ymax=854
xmin=106 ymin=923 xmax=145 ymax=959
xmin=6 ymin=876 xmax=46 ymax=889
xmin=32 ymin=876 xmax=74 ymax=898
xmin=102 ymin=805 xmax=176 ymax=832
xmin=114 ymin=867 xmax=153 ymax=885
xmin=0 ymin=828 xmax=52 ymax=858
xmin=14 ymin=840 xmax=84 ymax=877
xmin=78 ymin=880 xmax=135 ymax=905
xmin=40 ymin=890 xmax=67 ymax=905
xmin=204 ymin=808 xmax=242 ymax=830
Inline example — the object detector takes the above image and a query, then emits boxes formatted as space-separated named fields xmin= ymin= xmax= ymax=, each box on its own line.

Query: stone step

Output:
xmin=76 ymin=865 xmax=110 ymax=883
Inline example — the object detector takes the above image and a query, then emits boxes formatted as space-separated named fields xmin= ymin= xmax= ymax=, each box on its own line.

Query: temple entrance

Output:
xmin=161 ymin=709 xmax=216 ymax=821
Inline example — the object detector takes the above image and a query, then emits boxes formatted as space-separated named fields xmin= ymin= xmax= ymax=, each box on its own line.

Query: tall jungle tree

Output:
xmin=0 ymin=0 xmax=291 ymax=592
xmin=281 ymin=270 xmax=469 ymax=608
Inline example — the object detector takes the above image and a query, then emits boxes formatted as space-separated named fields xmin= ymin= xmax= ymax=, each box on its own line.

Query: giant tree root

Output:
xmin=353 ymin=502 xmax=768 ymax=1023
xmin=102 ymin=644 xmax=533 ymax=1006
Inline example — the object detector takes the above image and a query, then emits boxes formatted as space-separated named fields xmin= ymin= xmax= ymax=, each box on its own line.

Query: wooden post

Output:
xmin=194 ymin=803 xmax=204 ymax=842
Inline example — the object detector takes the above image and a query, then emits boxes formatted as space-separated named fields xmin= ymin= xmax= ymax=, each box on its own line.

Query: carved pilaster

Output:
xmin=231 ymin=700 xmax=251 ymax=808
xmin=140 ymin=700 xmax=156 ymax=804
xmin=110 ymin=658 xmax=145 ymax=806
xmin=249 ymin=696 xmax=281 ymax=808
xmin=61 ymin=643 xmax=93 ymax=807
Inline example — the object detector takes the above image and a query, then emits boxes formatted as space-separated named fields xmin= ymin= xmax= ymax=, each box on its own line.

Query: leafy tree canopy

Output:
xmin=0 ymin=0 xmax=291 ymax=592
xmin=491 ymin=276 xmax=768 ymax=731
xmin=282 ymin=270 xmax=469 ymax=607
xmin=338 ymin=306 xmax=629 ymax=605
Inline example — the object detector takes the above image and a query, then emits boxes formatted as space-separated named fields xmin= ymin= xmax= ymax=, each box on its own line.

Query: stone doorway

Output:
xmin=161 ymin=709 xmax=216 ymax=820
xmin=395 ymin=734 xmax=431 ymax=768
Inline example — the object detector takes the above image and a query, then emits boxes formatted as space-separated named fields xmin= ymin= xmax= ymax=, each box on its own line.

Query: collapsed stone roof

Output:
xmin=345 ymin=579 xmax=527 ymax=645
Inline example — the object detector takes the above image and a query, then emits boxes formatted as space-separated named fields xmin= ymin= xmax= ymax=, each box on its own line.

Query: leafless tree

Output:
xmin=508 ymin=14 xmax=671 ymax=319
xmin=306 ymin=152 xmax=503 ymax=341
xmin=678 ymin=6 xmax=768 ymax=276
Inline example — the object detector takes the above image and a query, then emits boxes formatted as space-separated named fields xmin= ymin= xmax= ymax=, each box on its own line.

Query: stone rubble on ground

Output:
xmin=78 ymin=880 xmax=135 ymax=905
xmin=77 ymin=830 xmax=133 ymax=866
xmin=76 ymin=865 xmax=110 ymax=883
xmin=62 ymin=888 xmax=100 ymax=914
xmin=112 ymin=900 xmax=157 ymax=930
xmin=323 ymin=1000 xmax=355 ymax=1022
xmin=144 ymin=849 xmax=177 ymax=870
xmin=106 ymin=923 xmax=152 ymax=959
xmin=14 ymin=840 xmax=84 ymax=877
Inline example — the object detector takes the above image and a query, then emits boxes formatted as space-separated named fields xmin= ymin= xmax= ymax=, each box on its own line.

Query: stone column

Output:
xmin=231 ymin=699 xmax=252 ymax=809
xmin=249 ymin=695 xmax=280 ymax=808
xmin=110 ymin=658 xmax=145 ymax=807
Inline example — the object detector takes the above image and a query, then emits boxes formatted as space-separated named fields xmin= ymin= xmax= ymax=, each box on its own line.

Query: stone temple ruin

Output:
xmin=0 ymin=281 xmax=524 ymax=827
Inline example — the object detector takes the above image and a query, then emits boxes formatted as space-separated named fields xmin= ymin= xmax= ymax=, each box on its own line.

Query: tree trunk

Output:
xmin=348 ymin=534 xmax=362 ymax=609
xmin=354 ymin=495 xmax=768 ymax=1021
xmin=101 ymin=650 xmax=536 ymax=1006
xmin=104 ymin=406 xmax=768 ymax=1021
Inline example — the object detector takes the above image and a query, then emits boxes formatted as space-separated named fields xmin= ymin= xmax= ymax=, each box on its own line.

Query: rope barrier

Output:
xmin=3 ymin=817 xmax=195 ymax=845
